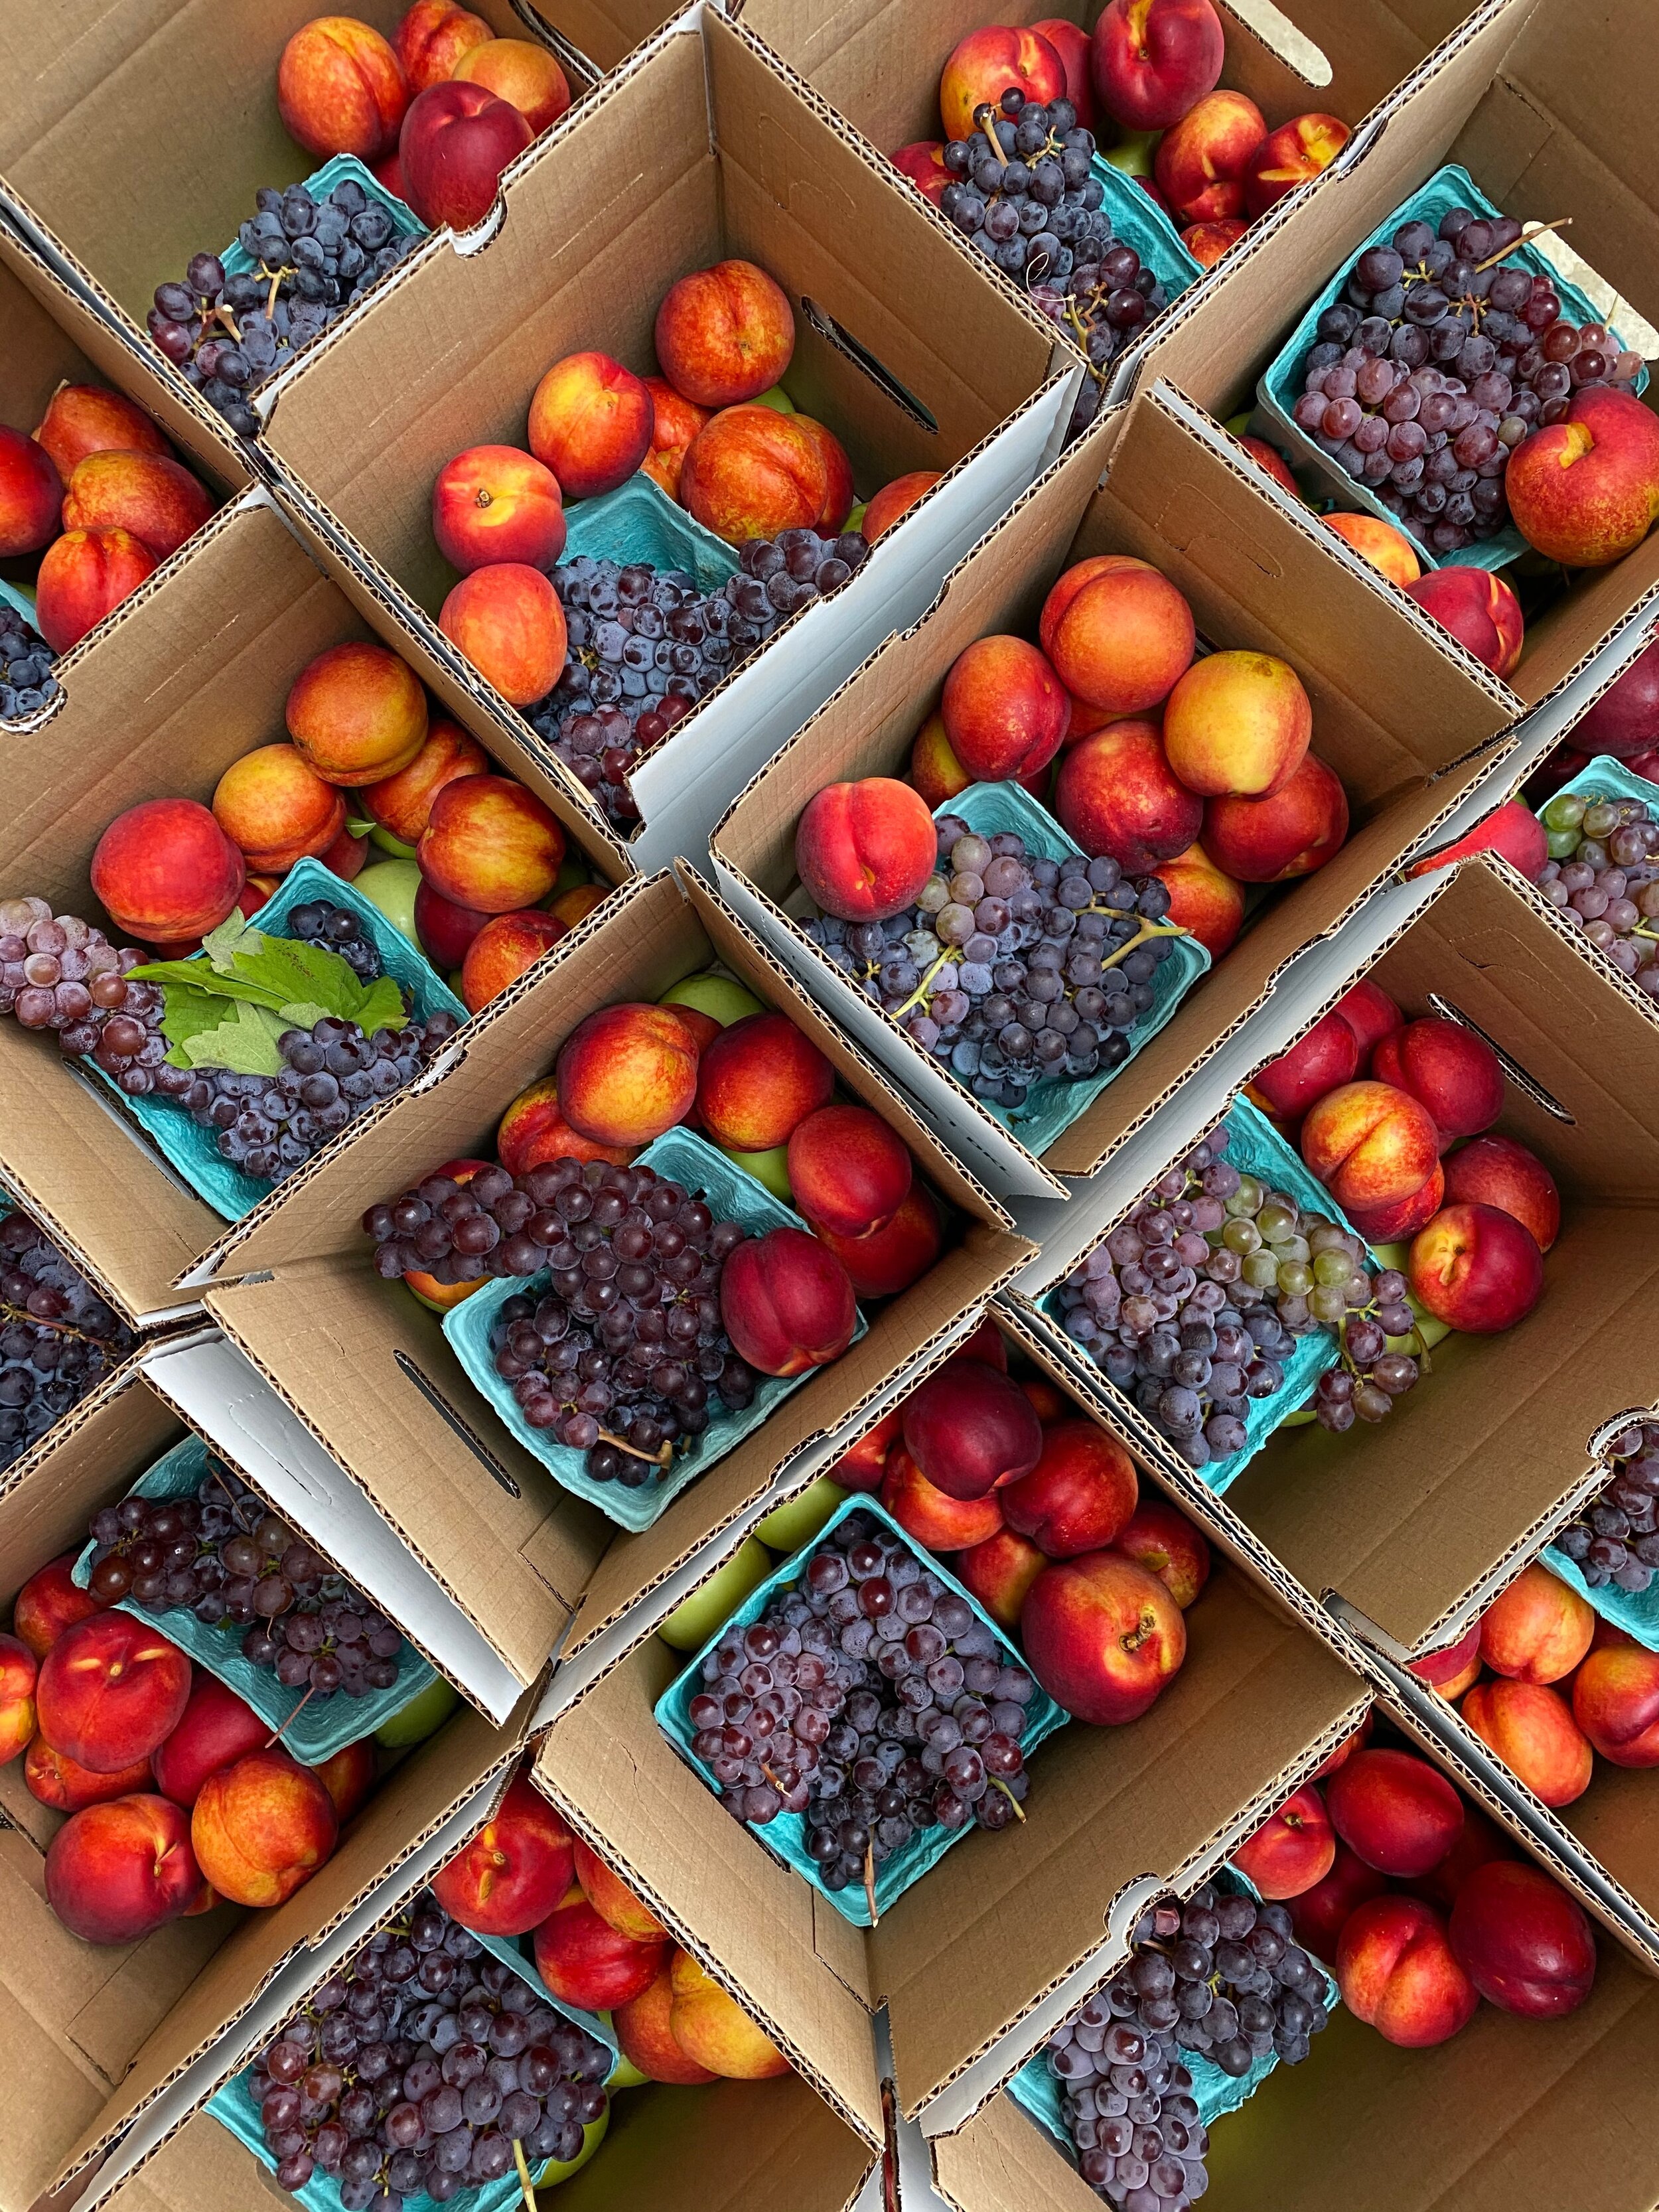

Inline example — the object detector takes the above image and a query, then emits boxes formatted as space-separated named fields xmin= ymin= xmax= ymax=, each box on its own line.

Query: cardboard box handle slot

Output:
xmin=1425 ymin=990 xmax=1575 ymax=1123
xmin=392 ymin=1349 xmax=522 ymax=1498
xmin=799 ymin=297 xmax=938 ymax=435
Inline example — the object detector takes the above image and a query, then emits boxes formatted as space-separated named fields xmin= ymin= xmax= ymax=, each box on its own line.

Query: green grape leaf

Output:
xmin=352 ymin=974 xmax=410 ymax=1039
xmin=125 ymin=958 xmax=293 ymax=1008
xmin=224 ymin=931 xmax=366 ymax=1019
xmin=169 ymin=1001 xmax=291 ymax=1076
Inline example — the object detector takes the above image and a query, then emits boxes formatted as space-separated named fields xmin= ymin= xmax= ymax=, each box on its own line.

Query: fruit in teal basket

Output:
xmin=816 ymin=1183 xmax=942 ymax=1298
xmin=37 ymin=1612 xmax=189 ymax=1773
xmin=1108 ymin=1495 xmax=1211 ymax=1609
xmin=211 ymin=742 xmax=346 ymax=874
xmin=1021 ymin=1549 xmax=1186 ymax=1724
xmin=45 ymin=1792 xmax=203 ymax=1945
xmin=1443 ymin=1132 xmax=1559 ymax=1252
xmin=1153 ymin=89 xmax=1265 ymax=224
xmin=396 ymin=1 xmax=492 ymax=93
xmin=719 ymin=1226 xmax=857 ymax=1377
xmin=656 ymin=1536 xmax=772 ymax=1651
xmin=277 ymin=16 xmax=408 ymax=161
xmin=904 ymin=1357 xmax=1042 ymax=1501
xmin=397 ymin=77 xmax=533 ymax=230
xmin=1572 ymin=1642 xmax=1659 ymax=1765
xmin=881 ymin=1441 xmax=1005 ymax=1550
xmin=0 ymin=423 xmax=62 ymax=557
xmin=90 ymin=794 xmax=245 ymax=947
xmin=1336 ymin=1894 xmax=1477 ymax=2047
xmin=1449 ymin=1858 xmax=1596 ymax=2018
xmin=1300 ymin=1079 xmax=1441 ymax=1212
xmin=460 ymin=907 xmax=568 ymax=1012
xmin=354 ymin=857 xmax=422 ymax=944
xmin=1232 ymin=1781 xmax=1336 ymax=1899
xmin=190 ymin=1745 xmax=338 ymax=1907
xmin=1202 ymin=751 xmax=1348 ymax=883
xmin=655 ymin=259 xmax=796 ymax=411
xmin=1461 ymin=1676 xmax=1591 ymax=1806
xmin=12 ymin=1552 xmax=100 ymax=1659
xmin=432 ymin=1770 xmax=576 ymax=1933
xmin=614 ymin=1960 xmax=717 ymax=2084
xmin=534 ymin=1880 xmax=667 ymax=2009
xmin=35 ymin=526 xmax=155 ymax=653
xmin=696 ymin=1011 xmax=833 ymax=1152
xmin=669 ymin=1949 xmax=791 ymax=2077
xmin=796 ymin=774 xmax=938 ymax=924
xmin=720 ymin=1142 xmax=792 ymax=1201
xmin=999 ymin=1419 xmax=1137 ymax=1558
xmin=1408 ymin=1201 xmax=1544 ymax=1333
xmin=1092 ymin=0 xmax=1221 ymax=131
xmin=150 ymin=1672 xmax=268 ymax=1808
xmin=1152 ymin=840 xmax=1244 ymax=956
xmin=374 ymin=1672 xmax=459 ymax=1745
xmin=439 ymin=561 xmax=568 ymax=708
xmin=1242 ymin=113 xmax=1348 ymax=216
xmin=1040 ymin=557 xmax=1196 ymax=718
xmin=788 ymin=1104 xmax=912 ymax=1238
xmin=1325 ymin=1747 xmax=1463 ymax=1878
xmin=1163 ymin=649 xmax=1311 ymax=798
xmin=1055 ymin=718 xmax=1203 ymax=873
xmin=452 ymin=36 xmax=571 ymax=132
xmin=1406 ymin=567 xmax=1524 ymax=678
xmin=1506 ymin=386 xmax=1659 ymax=567
xmin=661 ymin=970 xmax=764 ymax=1028
xmin=941 ymin=634 xmax=1069 ymax=784
xmin=287 ymin=638 xmax=429 ymax=786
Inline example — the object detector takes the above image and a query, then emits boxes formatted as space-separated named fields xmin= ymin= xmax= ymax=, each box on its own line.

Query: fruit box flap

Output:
xmin=553 ymin=2071 xmax=877 ymax=2212
xmin=1558 ymin=1755 xmax=1659 ymax=1953
xmin=930 ymin=2088 xmax=1100 ymax=2212
xmin=533 ymin=1649 xmax=887 ymax=2146
xmin=1224 ymin=857 xmax=1659 ymax=1657
xmin=50 ymin=1696 xmax=526 ymax=2193
xmin=96 ymin=2107 xmax=295 ymax=2212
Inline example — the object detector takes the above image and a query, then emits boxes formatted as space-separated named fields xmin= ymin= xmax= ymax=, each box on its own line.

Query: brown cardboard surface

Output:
xmin=932 ymin=2087 xmax=1101 ymax=2212
xmin=1557 ymin=1761 xmax=1659 ymax=1947
xmin=555 ymin=2071 xmax=875 ymax=2212
xmin=104 ymin=2110 xmax=296 ymax=2212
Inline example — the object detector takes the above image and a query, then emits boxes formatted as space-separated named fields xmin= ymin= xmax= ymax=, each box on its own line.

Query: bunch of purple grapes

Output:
xmin=691 ymin=1511 xmax=1037 ymax=1896
xmin=0 ymin=1212 xmax=133 ymax=1469
xmin=1553 ymin=1422 xmax=1659 ymax=1592
xmin=250 ymin=1888 xmax=610 ymax=2203
xmin=1295 ymin=206 xmax=1641 ymax=551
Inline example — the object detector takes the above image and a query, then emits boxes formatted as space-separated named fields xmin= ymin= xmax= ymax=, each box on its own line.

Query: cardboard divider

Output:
xmin=252 ymin=7 xmax=1078 ymax=864
xmin=1134 ymin=0 xmax=1659 ymax=709
xmin=711 ymin=381 xmax=1514 ymax=1200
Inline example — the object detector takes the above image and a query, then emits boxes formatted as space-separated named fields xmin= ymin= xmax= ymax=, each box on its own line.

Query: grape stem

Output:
xmin=213 ymin=302 xmax=243 ymax=344
xmin=1098 ymin=916 xmax=1189 ymax=972
xmin=863 ymin=1839 xmax=880 ymax=1925
xmin=977 ymin=112 xmax=1009 ymax=168
xmin=0 ymin=1298 xmax=111 ymax=1348
xmin=597 ymin=1426 xmax=673 ymax=1469
xmin=987 ymin=1773 xmax=1026 ymax=1822
xmin=512 ymin=2135 xmax=538 ymax=2212
xmin=263 ymin=1682 xmax=319 ymax=1749
xmin=1473 ymin=216 xmax=1572 ymax=275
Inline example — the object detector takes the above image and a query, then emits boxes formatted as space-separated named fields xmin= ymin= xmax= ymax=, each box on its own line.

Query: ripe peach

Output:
xmin=287 ymin=640 xmax=429 ymax=785
xmin=33 ymin=386 xmax=168 ymax=482
xmin=1151 ymin=842 xmax=1244 ymax=956
xmin=1571 ymin=1643 xmax=1659 ymax=1766
xmin=496 ymin=1075 xmax=631 ymax=1174
xmin=940 ymin=25 xmax=1066 ymax=141
xmin=1409 ymin=1201 xmax=1544 ymax=1333
xmin=1462 ymin=1678 xmax=1591 ymax=1807
xmin=1040 ymin=557 xmax=1196 ymax=716
xmin=528 ymin=351 xmax=652 ymax=500
xmin=398 ymin=77 xmax=532 ymax=230
xmin=12 ymin=1552 xmax=100 ymax=1658
xmin=452 ymin=37 xmax=571 ymax=131
xmin=551 ymin=882 xmax=607 ymax=926
xmin=1337 ymin=1895 xmax=1477 ymax=2047
xmin=1411 ymin=796 xmax=1551 ymax=882
xmin=954 ymin=1526 xmax=1047 ymax=1627
xmin=788 ymin=1104 xmax=912 ymax=1238
xmin=1346 ymin=1160 xmax=1445 ymax=1244
xmin=941 ymin=634 xmax=1069 ymax=783
xmin=1183 ymin=218 xmax=1248 ymax=267
xmin=1405 ymin=1801 xmax=1514 ymax=1911
xmin=1236 ymin=435 xmax=1298 ymax=496
xmin=1408 ymin=1619 xmax=1482 ymax=1700
xmin=641 ymin=376 xmax=711 ymax=502
xmin=372 ymin=146 xmax=409 ymax=200
xmin=655 ymin=261 xmax=795 ymax=410
xmin=432 ymin=444 xmax=565 ymax=574
xmin=1253 ymin=1009 xmax=1358 ymax=1121
xmin=279 ymin=17 xmax=408 ymax=160
xmin=614 ymin=1960 xmax=717 ymax=2085
xmin=418 ymin=771 xmax=565 ymax=913
xmin=27 ymin=1737 xmax=151 ymax=1811
xmin=830 ymin=1407 xmax=902 ymax=1494
xmin=1324 ymin=510 xmax=1421 ymax=588
xmin=395 ymin=1 xmax=490 ymax=90
xmin=1325 ymin=1747 xmax=1463 ymax=1877
xmin=668 ymin=1949 xmax=790 ymax=2079
xmin=557 ymin=1003 xmax=700 ymax=1146
xmin=891 ymin=141 xmax=951 ymax=206
xmin=1054 ymin=719 xmax=1203 ymax=874
xmin=62 ymin=449 xmax=210 ymax=562
xmin=0 ymin=424 xmax=62 ymax=556
xmin=1506 ymin=386 xmax=1659 ymax=567
xmin=1032 ymin=18 xmax=1097 ymax=125
xmin=460 ymin=908 xmax=567 ymax=1011
xmin=573 ymin=1836 xmax=666 ymax=1941
xmin=1153 ymin=90 xmax=1266 ymax=223
xmin=45 ymin=1793 xmax=202 ymax=1945
xmin=680 ymin=406 xmax=829 ymax=544
xmin=1300 ymin=1080 xmax=1441 ymax=1213
xmin=1289 ymin=1841 xmax=1386 ymax=1960
xmin=695 ymin=1011 xmax=833 ymax=1152
xmin=36 ymin=1613 xmax=190 ymax=1774
xmin=881 ymin=1441 xmax=1006 ymax=1550
xmin=863 ymin=472 xmax=942 ymax=542
xmin=1202 ymin=751 xmax=1348 ymax=883
xmin=1442 ymin=1134 xmax=1559 ymax=1253
xmin=1315 ymin=1715 xmax=1372 ymax=1778
xmin=1577 ymin=633 xmax=1659 ymax=757
xmin=535 ymin=1880 xmax=667 ymax=2010
xmin=433 ymin=1772 xmax=575 ymax=1934
xmin=415 ymin=876 xmax=490 ymax=968
xmin=150 ymin=1674 xmax=269 ymax=1808
xmin=1406 ymin=568 xmax=1524 ymax=678
xmin=1244 ymin=113 xmax=1350 ymax=217
xmin=795 ymin=414 xmax=855 ymax=535
xmin=1021 ymin=1550 xmax=1186 ymax=1726
xmin=1091 ymin=0 xmax=1223 ymax=131
xmin=720 ymin=1225 xmax=857 ymax=1376
xmin=311 ymin=1740 xmax=376 ymax=1823
xmin=438 ymin=561 xmax=567 ymax=708
xmin=1110 ymin=1497 xmax=1210 ymax=1608
xmin=1163 ymin=649 xmax=1312 ymax=798
xmin=904 ymin=1357 xmax=1043 ymax=1501
xmin=1334 ymin=976 xmax=1403 ymax=1061
xmin=91 ymin=796 xmax=246 ymax=945
xmin=1480 ymin=1562 xmax=1593 ymax=1685
xmin=796 ymin=775 xmax=937 ymax=922
xmin=212 ymin=743 xmax=346 ymax=873
xmin=190 ymin=1746 xmax=338 ymax=1908
xmin=35 ymin=525 xmax=155 ymax=651
xmin=999 ymin=1419 xmax=1137 ymax=1559
xmin=0 ymin=1631 xmax=35 ymax=1764
xmin=1233 ymin=1782 xmax=1336 ymax=1899
xmin=1449 ymin=1858 xmax=1596 ymax=2018
xmin=360 ymin=715 xmax=486 ymax=845
xmin=814 ymin=1183 xmax=943 ymax=1297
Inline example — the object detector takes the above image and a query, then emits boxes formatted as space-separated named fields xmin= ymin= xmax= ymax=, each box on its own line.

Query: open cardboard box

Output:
xmin=0 ymin=1348 xmax=542 ymax=2212
xmin=252 ymin=5 xmax=1081 ymax=871
xmin=0 ymin=488 xmax=630 ymax=1333
xmin=1135 ymin=0 xmax=1659 ymax=714
xmin=711 ymin=385 xmax=1518 ymax=1206
xmin=176 ymin=865 xmax=1034 ymax=1719
xmin=527 ymin=1295 xmax=1375 ymax=2138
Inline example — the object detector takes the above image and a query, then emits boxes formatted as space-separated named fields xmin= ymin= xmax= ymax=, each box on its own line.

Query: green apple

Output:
xmin=658 ymin=1536 xmax=772 ymax=1651
xmin=721 ymin=1143 xmax=792 ymax=1203
xmin=553 ymin=853 xmax=592 ymax=896
xmin=604 ymin=2030 xmax=650 ymax=2090
xmin=1225 ymin=409 xmax=1256 ymax=437
xmin=374 ymin=1674 xmax=459 ymax=1747
xmin=750 ymin=386 xmax=796 ymax=413
xmin=370 ymin=825 xmax=419 ymax=859
xmin=845 ymin=501 xmax=868 ymax=534
xmin=536 ymin=2102 xmax=609 ymax=2185
xmin=1365 ymin=1243 xmax=1453 ymax=1353
xmin=755 ymin=1476 xmax=847 ymax=1552
xmin=450 ymin=969 xmax=465 ymax=994
xmin=354 ymin=859 xmax=422 ymax=946
xmin=1104 ymin=129 xmax=1160 ymax=179
xmin=660 ymin=970 xmax=763 ymax=1027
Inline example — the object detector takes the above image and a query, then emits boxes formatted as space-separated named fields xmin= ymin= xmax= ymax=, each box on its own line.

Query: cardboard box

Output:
xmin=0 ymin=489 xmax=629 ymax=1331
xmin=175 ymin=867 xmax=1034 ymax=1716
xmin=712 ymin=385 xmax=1518 ymax=1204
xmin=1136 ymin=0 xmax=1659 ymax=712
xmin=252 ymin=5 xmax=1082 ymax=869
xmin=529 ymin=1296 xmax=1373 ymax=2136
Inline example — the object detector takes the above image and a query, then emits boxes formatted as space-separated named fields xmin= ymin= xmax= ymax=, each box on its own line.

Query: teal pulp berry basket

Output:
xmin=220 ymin=153 xmax=425 ymax=278
xmin=90 ymin=854 xmax=464 ymax=1223
xmin=561 ymin=472 xmax=741 ymax=597
xmin=1543 ymin=1538 xmax=1659 ymax=1652
xmin=443 ymin=1126 xmax=865 ymax=1534
xmin=1090 ymin=157 xmax=1204 ymax=307
xmin=655 ymin=1493 xmax=1068 ymax=1929
xmin=69 ymin=1432 xmax=437 ymax=1761
xmin=1259 ymin=163 xmax=1646 ymax=573
xmin=1046 ymin=1098 xmax=1372 ymax=1498
xmin=1536 ymin=753 xmax=1659 ymax=828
